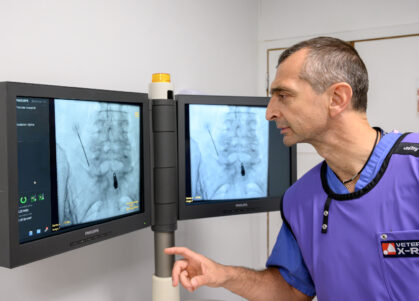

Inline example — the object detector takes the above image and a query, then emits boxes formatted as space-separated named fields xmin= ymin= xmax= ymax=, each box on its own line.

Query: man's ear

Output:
xmin=328 ymin=82 xmax=353 ymax=117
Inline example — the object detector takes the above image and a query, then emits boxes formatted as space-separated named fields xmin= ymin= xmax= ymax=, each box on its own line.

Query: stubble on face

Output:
xmin=270 ymin=49 xmax=329 ymax=147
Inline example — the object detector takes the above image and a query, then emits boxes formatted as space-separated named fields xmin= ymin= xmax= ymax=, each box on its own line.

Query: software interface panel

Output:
xmin=16 ymin=97 xmax=141 ymax=243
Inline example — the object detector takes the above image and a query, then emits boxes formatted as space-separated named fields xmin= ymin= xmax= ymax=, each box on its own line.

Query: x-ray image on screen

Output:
xmin=55 ymin=99 xmax=141 ymax=227
xmin=188 ymin=104 xmax=268 ymax=202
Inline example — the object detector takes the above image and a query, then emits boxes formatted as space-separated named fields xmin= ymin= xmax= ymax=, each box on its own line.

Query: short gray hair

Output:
xmin=278 ymin=37 xmax=369 ymax=112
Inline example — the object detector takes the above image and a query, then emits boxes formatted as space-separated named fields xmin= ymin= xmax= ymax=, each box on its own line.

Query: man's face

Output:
xmin=266 ymin=49 xmax=329 ymax=146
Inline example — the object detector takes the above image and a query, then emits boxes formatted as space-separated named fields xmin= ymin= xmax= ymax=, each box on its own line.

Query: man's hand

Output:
xmin=165 ymin=247 xmax=227 ymax=292
xmin=165 ymin=247 xmax=312 ymax=301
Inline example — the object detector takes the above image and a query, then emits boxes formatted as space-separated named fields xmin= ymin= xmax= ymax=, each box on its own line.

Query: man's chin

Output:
xmin=282 ymin=136 xmax=297 ymax=147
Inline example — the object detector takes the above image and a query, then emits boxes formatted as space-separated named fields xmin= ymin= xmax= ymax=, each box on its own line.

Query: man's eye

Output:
xmin=270 ymin=91 xmax=290 ymax=101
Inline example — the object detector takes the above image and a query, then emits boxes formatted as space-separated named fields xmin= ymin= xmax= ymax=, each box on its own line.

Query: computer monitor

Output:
xmin=177 ymin=94 xmax=296 ymax=220
xmin=0 ymin=82 xmax=151 ymax=268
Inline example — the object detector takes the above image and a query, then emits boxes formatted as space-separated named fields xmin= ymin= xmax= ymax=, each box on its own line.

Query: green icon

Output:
xmin=19 ymin=196 xmax=27 ymax=204
xmin=38 ymin=193 xmax=45 ymax=201
xmin=30 ymin=195 xmax=37 ymax=202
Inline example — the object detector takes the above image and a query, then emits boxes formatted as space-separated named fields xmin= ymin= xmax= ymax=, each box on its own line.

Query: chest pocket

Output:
xmin=377 ymin=230 xmax=419 ymax=300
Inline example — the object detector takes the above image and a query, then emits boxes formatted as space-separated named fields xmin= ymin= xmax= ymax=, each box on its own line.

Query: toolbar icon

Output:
xmin=19 ymin=196 xmax=27 ymax=204
xmin=31 ymin=195 xmax=37 ymax=203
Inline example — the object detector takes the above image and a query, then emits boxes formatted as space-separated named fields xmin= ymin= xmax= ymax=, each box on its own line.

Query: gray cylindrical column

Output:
xmin=149 ymin=75 xmax=180 ymax=301
xmin=152 ymin=99 xmax=178 ymax=233
xmin=154 ymin=231 xmax=175 ymax=277
xmin=151 ymin=99 xmax=178 ymax=277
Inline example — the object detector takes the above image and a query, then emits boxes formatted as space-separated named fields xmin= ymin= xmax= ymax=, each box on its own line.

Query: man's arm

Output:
xmin=165 ymin=247 xmax=312 ymax=301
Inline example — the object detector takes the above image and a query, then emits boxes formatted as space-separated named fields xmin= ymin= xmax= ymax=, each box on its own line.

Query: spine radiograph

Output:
xmin=88 ymin=103 xmax=133 ymax=179
xmin=56 ymin=101 xmax=139 ymax=227
xmin=193 ymin=106 xmax=267 ymax=200
xmin=214 ymin=107 xmax=263 ymax=198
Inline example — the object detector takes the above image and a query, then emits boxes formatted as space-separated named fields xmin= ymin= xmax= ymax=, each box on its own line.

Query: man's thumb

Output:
xmin=191 ymin=275 xmax=208 ymax=289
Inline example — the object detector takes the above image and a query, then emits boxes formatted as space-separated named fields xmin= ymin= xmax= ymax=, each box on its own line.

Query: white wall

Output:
xmin=0 ymin=0 xmax=258 ymax=96
xmin=356 ymin=36 xmax=419 ymax=134
xmin=0 ymin=1 xmax=260 ymax=300
xmin=259 ymin=0 xmax=419 ymax=42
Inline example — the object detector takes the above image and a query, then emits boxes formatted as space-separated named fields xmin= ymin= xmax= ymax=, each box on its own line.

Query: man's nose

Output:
xmin=265 ymin=97 xmax=279 ymax=121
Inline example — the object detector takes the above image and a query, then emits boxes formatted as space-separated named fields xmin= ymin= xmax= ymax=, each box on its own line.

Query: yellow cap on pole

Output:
xmin=152 ymin=73 xmax=171 ymax=83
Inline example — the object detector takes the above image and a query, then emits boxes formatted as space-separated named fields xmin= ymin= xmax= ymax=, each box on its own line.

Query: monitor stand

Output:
xmin=152 ymin=274 xmax=179 ymax=301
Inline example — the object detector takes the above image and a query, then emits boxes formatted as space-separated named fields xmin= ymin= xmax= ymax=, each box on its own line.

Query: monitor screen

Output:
xmin=177 ymin=95 xmax=296 ymax=220
xmin=0 ymin=82 xmax=151 ymax=268
xmin=187 ymin=104 xmax=269 ymax=202
xmin=17 ymin=97 xmax=142 ymax=243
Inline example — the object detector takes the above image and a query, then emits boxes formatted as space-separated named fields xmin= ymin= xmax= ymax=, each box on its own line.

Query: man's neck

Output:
xmin=309 ymin=112 xmax=378 ymax=185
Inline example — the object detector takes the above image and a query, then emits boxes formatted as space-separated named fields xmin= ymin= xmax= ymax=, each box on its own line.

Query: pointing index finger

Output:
xmin=165 ymin=247 xmax=199 ymax=260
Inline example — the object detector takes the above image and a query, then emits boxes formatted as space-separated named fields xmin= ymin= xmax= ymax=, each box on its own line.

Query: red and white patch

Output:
xmin=382 ymin=242 xmax=396 ymax=255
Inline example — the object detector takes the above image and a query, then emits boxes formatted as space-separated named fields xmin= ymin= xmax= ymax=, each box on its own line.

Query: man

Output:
xmin=165 ymin=37 xmax=419 ymax=300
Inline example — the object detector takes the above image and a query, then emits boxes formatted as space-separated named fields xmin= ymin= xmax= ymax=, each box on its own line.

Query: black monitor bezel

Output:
xmin=0 ymin=82 xmax=151 ymax=268
xmin=177 ymin=94 xmax=297 ymax=221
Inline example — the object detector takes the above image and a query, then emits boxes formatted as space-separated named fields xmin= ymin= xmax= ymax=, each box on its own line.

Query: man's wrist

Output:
xmin=220 ymin=265 xmax=250 ymax=292
xmin=216 ymin=264 xmax=234 ymax=288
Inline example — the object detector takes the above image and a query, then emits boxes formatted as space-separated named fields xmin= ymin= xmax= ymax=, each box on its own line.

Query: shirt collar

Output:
xmin=326 ymin=130 xmax=402 ymax=194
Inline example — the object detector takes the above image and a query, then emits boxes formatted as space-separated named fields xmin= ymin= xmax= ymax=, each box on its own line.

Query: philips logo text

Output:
xmin=85 ymin=229 xmax=99 ymax=236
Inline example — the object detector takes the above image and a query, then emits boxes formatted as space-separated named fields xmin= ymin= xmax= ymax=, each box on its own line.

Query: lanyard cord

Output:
xmin=340 ymin=129 xmax=380 ymax=185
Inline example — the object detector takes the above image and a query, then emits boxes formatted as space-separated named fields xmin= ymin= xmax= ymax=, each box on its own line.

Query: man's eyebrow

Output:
xmin=269 ymin=86 xmax=295 ymax=96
